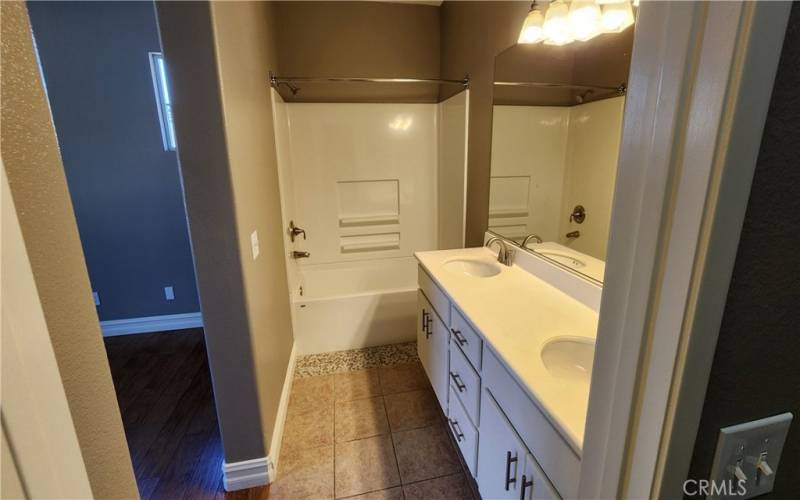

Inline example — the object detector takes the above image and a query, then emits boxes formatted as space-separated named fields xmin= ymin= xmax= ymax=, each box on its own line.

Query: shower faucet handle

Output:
xmin=288 ymin=220 xmax=307 ymax=242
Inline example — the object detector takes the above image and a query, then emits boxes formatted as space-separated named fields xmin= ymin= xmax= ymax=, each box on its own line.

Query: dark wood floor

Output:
xmin=104 ymin=329 xmax=269 ymax=500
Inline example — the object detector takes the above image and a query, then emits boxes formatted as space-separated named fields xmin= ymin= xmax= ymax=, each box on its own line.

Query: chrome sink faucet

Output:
xmin=486 ymin=236 xmax=514 ymax=266
xmin=521 ymin=234 xmax=543 ymax=247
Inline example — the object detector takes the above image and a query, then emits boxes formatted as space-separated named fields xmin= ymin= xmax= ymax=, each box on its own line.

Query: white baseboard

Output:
xmin=221 ymin=342 xmax=297 ymax=492
xmin=268 ymin=341 xmax=297 ymax=473
xmin=222 ymin=456 xmax=272 ymax=491
xmin=100 ymin=312 xmax=203 ymax=337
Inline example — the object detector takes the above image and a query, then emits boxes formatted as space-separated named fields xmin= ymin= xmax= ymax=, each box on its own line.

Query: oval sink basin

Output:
xmin=537 ymin=251 xmax=586 ymax=269
xmin=443 ymin=258 xmax=501 ymax=278
xmin=541 ymin=337 xmax=595 ymax=383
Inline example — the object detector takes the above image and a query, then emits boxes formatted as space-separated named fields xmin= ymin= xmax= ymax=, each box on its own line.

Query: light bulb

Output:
xmin=568 ymin=0 xmax=602 ymax=41
xmin=543 ymin=0 xmax=573 ymax=46
xmin=601 ymin=1 xmax=634 ymax=32
xmin=518 ymin=7 xmax=546 ymax=44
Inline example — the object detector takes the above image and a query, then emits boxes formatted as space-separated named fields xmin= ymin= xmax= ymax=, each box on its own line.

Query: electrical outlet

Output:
xmin=164 ymin=286 xmax=175 ymax=301
xmin=708 ymin=413 xmax=793 ymax=499
xmin=92 ymin=291 xmax=100 ymax=306
xmin=251 ymin=230 xmax=260 ymax=260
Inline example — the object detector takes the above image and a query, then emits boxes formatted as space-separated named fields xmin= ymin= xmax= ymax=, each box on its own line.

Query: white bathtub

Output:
xmin=293 ymin=257 xmax=419 ymax=355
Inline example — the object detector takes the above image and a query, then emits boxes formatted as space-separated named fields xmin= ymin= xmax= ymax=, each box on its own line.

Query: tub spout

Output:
xmin=292 ymin=251 xmax=311 ymax=259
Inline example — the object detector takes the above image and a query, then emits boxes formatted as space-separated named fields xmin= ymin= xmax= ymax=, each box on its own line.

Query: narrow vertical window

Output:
xmin=149 ymin=52 xmax=177 ymax=151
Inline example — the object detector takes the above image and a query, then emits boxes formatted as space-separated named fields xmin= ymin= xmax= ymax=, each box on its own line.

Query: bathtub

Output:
xmin=292 ymin=257 xmax=419 ymax=355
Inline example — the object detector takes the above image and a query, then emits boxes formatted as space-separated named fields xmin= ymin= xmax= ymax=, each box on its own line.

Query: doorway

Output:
xmin=25 ymin=1 xmax=226 ymax=497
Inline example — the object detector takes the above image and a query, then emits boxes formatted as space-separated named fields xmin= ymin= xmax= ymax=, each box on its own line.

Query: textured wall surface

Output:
xmin=27 ymin=1 xmax=199 ymax=321
xmin=155 ymin=1 xmax=267 ymax=463
xmin=210 ymin=0 xmax=295 ymax=455
xmin=0 ymin=2 xmax=138 ymax=497
xmin=687 ymin=4 xmax=800 ymax=496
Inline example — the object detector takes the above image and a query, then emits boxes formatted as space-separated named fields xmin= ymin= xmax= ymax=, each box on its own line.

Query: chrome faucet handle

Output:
xmin=288 ymin=220 xmax=306 ymax=242
xmin=503 ymin=248 xmax=515 ymax=266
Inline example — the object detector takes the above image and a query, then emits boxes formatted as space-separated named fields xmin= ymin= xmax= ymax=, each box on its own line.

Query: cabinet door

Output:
xmin=417 ymin=291 xmax=449 ymax=409
xmin=477 ymin=390 xmax=527 ymax=500
xmin=417 ymin=291 xmax=433 ymax=381
xmin=521 ymin=453 xmax=561 ymax=500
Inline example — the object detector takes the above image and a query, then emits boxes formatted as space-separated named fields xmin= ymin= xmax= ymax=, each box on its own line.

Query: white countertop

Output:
xmin=415 ymin=246 xmax=599 ymax=454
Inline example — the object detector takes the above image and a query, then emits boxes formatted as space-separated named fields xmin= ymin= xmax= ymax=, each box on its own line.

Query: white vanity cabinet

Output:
xmin=477 ymin=390 xmax=528 ymax=500
xmin=417 ymin=290 xmax=449 ymax=409
xmin=416 ymin=265 xmax=571 ymax=500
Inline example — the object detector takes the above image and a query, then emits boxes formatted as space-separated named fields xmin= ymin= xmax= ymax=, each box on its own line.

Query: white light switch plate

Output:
xmin=709 ymin=412 xmax=793 ymax=499
xmin=164 ymin=286 xmax=175 ymax=301
xmin=250 ymin=230 xmax=260 ymax=260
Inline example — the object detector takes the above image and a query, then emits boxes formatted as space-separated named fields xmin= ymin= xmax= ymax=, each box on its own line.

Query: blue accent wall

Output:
xmin=27 ymin=1 xmax=199 ymax=321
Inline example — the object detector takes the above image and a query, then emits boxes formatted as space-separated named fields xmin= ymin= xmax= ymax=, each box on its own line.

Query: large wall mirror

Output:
xmin=488 ymin=25 xmax=634 ymax=283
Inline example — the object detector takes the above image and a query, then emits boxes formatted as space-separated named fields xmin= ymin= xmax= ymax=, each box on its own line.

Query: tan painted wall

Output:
xmin=439 ymin=1 xmax=530 ymax=246
xmin=155 ymin=1 xmax=269 ymax=463
xmin=210 ymin=0 xmax=295 ymax=454
xmin=273 ymin=1 xmax=441 ymax=102
xmin=0 ymin=3 xmax=139 ymax=498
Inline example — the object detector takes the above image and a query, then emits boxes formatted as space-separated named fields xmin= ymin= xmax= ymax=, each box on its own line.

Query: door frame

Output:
xmin=578 ymin=2 xmax=791 ymax=498
xmin=1 ymin=165 xmax=93 ymax=498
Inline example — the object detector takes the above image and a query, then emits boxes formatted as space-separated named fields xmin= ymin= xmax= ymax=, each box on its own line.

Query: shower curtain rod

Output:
xmin=269 ymin=72 xmax=470 ymax=95
xmin=494 ymin=81 xmax=627 ymax=94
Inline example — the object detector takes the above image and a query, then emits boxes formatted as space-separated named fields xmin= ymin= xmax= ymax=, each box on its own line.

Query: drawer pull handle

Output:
xmin=449 ymin=371 xmax=466 ymax=392
xmin=505 ymin=451 xmax=518 ymax=491
xmin=426 ymin=315 xmax=433 ymax=336
xmin=451 ymin=328 xmax=468 ymax=346
xmin=520 ymin=474 xmax=533 ymax=500
xmin=421 ymin=310 xmax=432 ymax=338
xmin=448 ymin=418 xmax=464 ymax=442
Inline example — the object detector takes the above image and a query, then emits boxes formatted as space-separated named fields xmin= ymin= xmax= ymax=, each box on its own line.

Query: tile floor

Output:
xmin=270 ymin=361 xmax=477 ymax=500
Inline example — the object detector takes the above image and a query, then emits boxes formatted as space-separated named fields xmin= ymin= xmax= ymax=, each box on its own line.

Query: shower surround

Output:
xmin=272 ymin=90 xmax=469 ymax=354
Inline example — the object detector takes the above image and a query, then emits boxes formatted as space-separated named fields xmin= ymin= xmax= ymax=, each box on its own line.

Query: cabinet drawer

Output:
xmin=447 ymin=384 xmax=478 ymax=477
xmin=418 ymin=266 xmax=450 ymax=324
xmin=449 ymin=306 xmax=482 ymax=370
xmin=483 ymin=346 xmax=579 ymax=499
xmin=449 ymin=339 xmax=480 ymax=426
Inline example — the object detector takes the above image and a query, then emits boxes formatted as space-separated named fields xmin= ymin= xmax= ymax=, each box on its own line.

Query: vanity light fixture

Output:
xmin=518 ymin=0 xmax=635 ymax=46
xmin=600 ymin=1 xmax=634 ymax=33
xmin=543 ymin=0 xmax=573 ymax=46
xmin=568 ymin=0 xmax=602 ymax=41
xmin=518 ymin=2 xmax=546 ymax=44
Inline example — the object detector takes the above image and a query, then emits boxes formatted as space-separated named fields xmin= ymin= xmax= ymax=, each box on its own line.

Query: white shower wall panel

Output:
xmin=286 ymin=103 xmax=438 ymax=264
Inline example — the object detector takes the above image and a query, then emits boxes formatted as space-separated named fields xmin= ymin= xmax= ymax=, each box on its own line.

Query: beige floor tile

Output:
xmin=288 ymin=374 xmax=334 ymax=415
xmin=392 ymin=424 xmax=461 ymax=484
xmin=335 ymin=396 xmax=390 ymax=443
xmin=281 ymin=406 xmax=334 ymax=453
xmin=378 ymin=362 xmax=429 ymax=395
xmin=335 ymin=435 xmax=400 ymax=498
xmin=384 ymin=389 xmax=440 ymax=432
xmin=343 ymin=486 xmax=404 ymax=500
xmin=270 ymin=445 xmax=334 ymax=500
xmin=335 ymin=368 xmax=382 ymax=401
xmin=403 ymin=473 xmax=472 ymax=500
